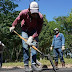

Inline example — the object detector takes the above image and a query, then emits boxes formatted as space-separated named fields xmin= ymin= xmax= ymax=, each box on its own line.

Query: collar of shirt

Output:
xmin=56 ymin=33 xmax=59 ymax=38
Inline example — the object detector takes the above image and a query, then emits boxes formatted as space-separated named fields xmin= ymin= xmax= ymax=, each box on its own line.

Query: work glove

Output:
xmin=62 ymin=46 xmax=65 ymax=51
xmin=26 ymin=36 xmax=34 ymax=46
xmin=50 ymin=46 xmax=53 ymax=51
xmin=10 ymin=26 xmax=15 ymax=32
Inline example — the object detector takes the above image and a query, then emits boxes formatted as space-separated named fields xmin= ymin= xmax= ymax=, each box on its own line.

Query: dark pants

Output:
xmin=53 ymin=48 xmax=65 ymax=63
xmin=0 ymin=53 xmax=2 ymax=67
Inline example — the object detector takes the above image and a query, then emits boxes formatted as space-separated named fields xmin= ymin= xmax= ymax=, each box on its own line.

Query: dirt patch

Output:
xmin=2 ymin=64 xmax=72 ymax=69
xmin=48 ymin=64 xmax=72 ymax=68
xmin=2 ymin=66 xmax=24 ymax=69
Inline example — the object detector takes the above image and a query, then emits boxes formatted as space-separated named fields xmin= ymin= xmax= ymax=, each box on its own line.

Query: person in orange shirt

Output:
xmin=50 ymin=28 xmax=65 ymax=68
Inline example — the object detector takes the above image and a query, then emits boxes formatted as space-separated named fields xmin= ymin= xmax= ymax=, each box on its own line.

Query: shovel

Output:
xmin=13 ymin=30 xmax=57 ymax=72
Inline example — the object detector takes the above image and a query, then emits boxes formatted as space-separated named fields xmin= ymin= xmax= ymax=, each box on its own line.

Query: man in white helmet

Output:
xmin=50 ymin=28 xmax=65 ymax=68
xmin=10 ymin=1 xmax=43 ymax=72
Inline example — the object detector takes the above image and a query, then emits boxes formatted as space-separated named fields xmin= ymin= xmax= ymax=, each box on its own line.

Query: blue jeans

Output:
xmin=53 ymin=48 xmax=65 ymax=63
xmin=22 ymin=31 xmax=38 ymax=65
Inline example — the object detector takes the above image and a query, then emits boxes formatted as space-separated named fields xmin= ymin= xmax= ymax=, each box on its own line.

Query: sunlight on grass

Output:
xmin=2 ymin=57 xmax=72 ymax=67
xmin=3 ymin=62 xmax=24 ymax=67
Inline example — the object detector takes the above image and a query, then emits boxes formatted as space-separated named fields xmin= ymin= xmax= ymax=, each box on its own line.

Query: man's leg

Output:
xmin=31 ymin=47 xmax=37 ymax=64
xmin=36 ymin=60 xmax=42 ymax=68
xmin=58 ymin=48 xmax=65 ymax=67
xmin=31 ymin=40 xmax=42 ymax=71
xmin=0 ymin=53 xmax=2 ymax=68
xmin=53 ymin=49 xmax=58 ymax=68
xmin=22 ymin=31 xmax=32 ymax=71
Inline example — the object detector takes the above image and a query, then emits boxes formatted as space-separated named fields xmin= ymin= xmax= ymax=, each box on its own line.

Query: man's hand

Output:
xmin=26 ymin=36 xmax=34 ymax=46
xmin=62 ymin=46 xmax=65 ymax=51
xmin=10 ymin=26 xmax=15 ymax=32
xmin=50 ymin=46 xmax=53 ymax=51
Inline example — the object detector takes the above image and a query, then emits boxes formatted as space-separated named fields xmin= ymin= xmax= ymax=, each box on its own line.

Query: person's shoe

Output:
xmin=24 ymin=65 xmax=32 ymax=72
xmin=36 ymin=60 xmax=42 ymax=68
xmin=55 ymin=62 xmax=58 ymax=69
xmin=62 ymin=62 xmax=65 ymax=67
xmin=31 ymin=64 xmax=42 ymax=71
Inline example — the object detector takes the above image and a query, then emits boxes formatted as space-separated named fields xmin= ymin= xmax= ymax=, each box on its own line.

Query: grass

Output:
xmin=2 ymin=57 xmax=72 ymax=67
xmin=2 ymin=62 xmax=24 ymax=67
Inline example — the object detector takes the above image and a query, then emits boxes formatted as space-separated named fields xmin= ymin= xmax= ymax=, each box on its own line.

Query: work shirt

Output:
xmin=12 ymin=9 xmax=43 ymax=36
xmin=51 ymin=33 xmax=65 ymax=49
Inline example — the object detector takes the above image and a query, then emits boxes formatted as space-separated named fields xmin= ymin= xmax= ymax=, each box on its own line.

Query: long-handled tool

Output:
xmin=13 ymin=30 xmax=57 ymax=72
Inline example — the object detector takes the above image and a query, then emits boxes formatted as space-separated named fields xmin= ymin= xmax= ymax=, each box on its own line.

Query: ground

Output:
xmin=0 ymin=64 xmax=72 ymax=72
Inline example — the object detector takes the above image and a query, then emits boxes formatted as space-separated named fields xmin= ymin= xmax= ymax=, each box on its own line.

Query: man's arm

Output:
xmin=51 ymin=36 xmax=55 ymax=47
xmin=10 ymin=10 xmax=26 ymax=32
xmin=12 ymin=10 xmax=25 ymax=27
xmin=50 ymin=37 xmax=54 ymax=51
xmin=61 ymin=33 xmax=65 ymax=46
xmin=61 ymin=33 xmax=65 ymax=50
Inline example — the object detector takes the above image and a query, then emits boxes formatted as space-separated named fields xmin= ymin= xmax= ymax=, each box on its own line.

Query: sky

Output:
xmin=14 ymin=0 xmax=72 ymax=21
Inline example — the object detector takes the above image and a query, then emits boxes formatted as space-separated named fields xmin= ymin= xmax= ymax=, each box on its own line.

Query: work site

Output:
xmin=0 ymin=0 xmax=72 ymax=72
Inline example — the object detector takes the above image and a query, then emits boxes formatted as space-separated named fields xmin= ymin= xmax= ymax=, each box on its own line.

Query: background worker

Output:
xmin=0 ymin=41 xmax=4 ymax=68
xmin=50 ymin=28 xmax=65 ymax=68
xmin=10 ymin=1 xmax=43 ymax=71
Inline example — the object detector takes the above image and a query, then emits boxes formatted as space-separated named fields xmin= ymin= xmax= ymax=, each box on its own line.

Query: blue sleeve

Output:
xmin=51 ymin=36 xmax=55 ymax=47
xmin=61 ymin=33 xmax=65 ymax=46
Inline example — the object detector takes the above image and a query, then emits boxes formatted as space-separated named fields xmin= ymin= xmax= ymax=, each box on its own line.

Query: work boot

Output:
xmin=31 ymin=64 xmax=42 ymax=71
xmin=62 ymin=62 xmax=65 ymax=67
xmin=36 ymin=60 xmax=42 ymax=68
xmin=55 ymin=62 xmax=58 ymax=69
xmin=24 ymin=65 xmax=32 ymax=72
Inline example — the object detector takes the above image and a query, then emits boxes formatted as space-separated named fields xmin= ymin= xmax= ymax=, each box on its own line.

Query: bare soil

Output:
xmin=2 ymin=64 xmax=72 ymax=69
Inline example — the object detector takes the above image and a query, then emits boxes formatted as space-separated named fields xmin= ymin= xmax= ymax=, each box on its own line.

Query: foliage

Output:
xmin=0 ymin=0 xmax=22 ymax=62
xmin=0 ymin=0 xmax=72 ymax=62
xmin=0 ymin=0 xmax=18 ymax=15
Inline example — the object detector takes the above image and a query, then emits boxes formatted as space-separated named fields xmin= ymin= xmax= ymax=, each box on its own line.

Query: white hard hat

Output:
xmin=54 ymin=28 xmax=59 ymax=31
xmin=29 ymin=1 xmax=39 ymax=14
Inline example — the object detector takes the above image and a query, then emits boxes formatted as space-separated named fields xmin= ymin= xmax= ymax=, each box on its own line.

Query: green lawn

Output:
xmin=2 ymin=58 xmax=72 ymax=67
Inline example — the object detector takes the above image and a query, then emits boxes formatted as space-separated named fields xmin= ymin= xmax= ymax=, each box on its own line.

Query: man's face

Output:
xmin=31 ymin=13 xmax=39 ymax=19
xmin=54 ymin=30 xmax=59 ymax=35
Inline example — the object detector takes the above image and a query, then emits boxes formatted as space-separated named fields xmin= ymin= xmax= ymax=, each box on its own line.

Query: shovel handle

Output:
xmin=13 ymin=30 xmax=56 ymax=72
xmin=13 ymin=30 xmax=27 ymax=42
xmin=13 ymin=30 xmax=42 ymax=54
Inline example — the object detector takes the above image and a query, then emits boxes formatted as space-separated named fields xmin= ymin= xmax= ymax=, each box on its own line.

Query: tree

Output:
xmin=0 ymin=0 xmax=18 ymax=15
xmin=0 ymin=0 xmax=22 ymax=61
